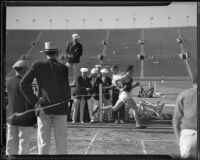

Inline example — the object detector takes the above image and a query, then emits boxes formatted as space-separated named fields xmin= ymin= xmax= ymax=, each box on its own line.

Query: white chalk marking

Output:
xmin=84 ymin=129 xmax=99 ymax=154
xmin=141 ymin=140 xmax=147 ymax=155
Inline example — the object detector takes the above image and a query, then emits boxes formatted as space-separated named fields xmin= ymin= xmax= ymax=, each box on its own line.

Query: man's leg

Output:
xmin=53 ymin=115 xmax=67 ymax=154
xmin=72 ymin=98 xmax=80 ymax=123
xmin=18 ymin=126 xmax=33 ymax=154
xmin=6 ymin=124 xmax=19 ymax=155
xmin=80 ymin=97 xmax=86 ymax=123
xmin=103 ymin=98 xmax=111 ymax=121
xmin=112 ymin=89 xmax=119 ymax=122
xmin=126 ymin=99 xmax=142 ymax=127
xmin=72 ymin=63 xmax=80 ymax=85
xmin=87 ymin=97 xmax=94 ymax=122
xmin=37 ymin=115 xmax=52 ymax=154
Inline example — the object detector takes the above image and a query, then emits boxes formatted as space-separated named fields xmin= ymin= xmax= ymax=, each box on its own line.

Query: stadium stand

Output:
xmin=106 ymin=29 xmax=141 ymax=76
xmin=6 ymin=27 xmax=196 ymax=79
xmin=6 ymin=30 xmax=40 ymax=77
xmin=143 ymin=27 xmax=190 ymax=77
xmin=179 ymin=27 xmax=197 ymax=73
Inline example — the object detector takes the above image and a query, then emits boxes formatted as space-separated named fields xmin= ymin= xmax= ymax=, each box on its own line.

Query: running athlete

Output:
xmin=93 ymin=65 xmax=146 ymax=129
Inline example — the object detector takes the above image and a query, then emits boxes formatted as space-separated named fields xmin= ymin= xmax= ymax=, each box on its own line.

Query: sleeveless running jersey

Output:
xmin=122 ymin=76 xmax=133 ymax=92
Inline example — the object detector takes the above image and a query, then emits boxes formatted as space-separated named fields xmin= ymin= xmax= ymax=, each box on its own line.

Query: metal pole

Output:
xmin=168 ymin=16 xmax=171 ymax=27
xmin=82 ymin=18 xmax=86 ymax=29
xmin=16 ymin=19 xmax=19 ymax=29
xmin=116 ymin=18 xmax=119 ymax=28
xmin=32 ymin=19 xmax=36 ymax=29
xmin=66 ymin=19 xmax=69 ymax=29
xmin=186 ymin=15 xmax=189 ymax=27
xmin=150 ymin=17 xmax=153 ymax=28
xmin=133 ymin=17 xmax=136 ymax=28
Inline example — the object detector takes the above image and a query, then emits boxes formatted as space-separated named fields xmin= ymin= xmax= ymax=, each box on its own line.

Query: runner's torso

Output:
xmin=122 ymin=75 xmax=133 ymax=93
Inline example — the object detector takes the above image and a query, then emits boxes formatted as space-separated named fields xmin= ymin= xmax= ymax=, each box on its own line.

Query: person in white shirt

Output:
xmin=111 ymin=65 xmax=126 ymax=124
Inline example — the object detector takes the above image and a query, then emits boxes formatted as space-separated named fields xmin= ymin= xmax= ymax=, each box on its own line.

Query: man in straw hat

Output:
xmin=6 ymin=59 xmax=36 ymax=155
xmin=66 ymin=33 xmax=83 ymax=85
xmin=20 ymin=42 xmax=71 ymax=154
xmin=72 ymin=67 xmax=92 ymax=123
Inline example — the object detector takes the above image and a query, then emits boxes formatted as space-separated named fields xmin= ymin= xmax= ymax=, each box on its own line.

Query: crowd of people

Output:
xmin=5 ymin=33 xmax=197 ymax=159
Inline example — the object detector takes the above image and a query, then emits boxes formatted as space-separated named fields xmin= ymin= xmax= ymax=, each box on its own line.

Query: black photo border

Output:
xmin=1 ymin=1 xmax=199 ymax=160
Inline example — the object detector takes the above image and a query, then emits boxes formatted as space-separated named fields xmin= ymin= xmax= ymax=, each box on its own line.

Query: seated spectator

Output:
xmin=138 ymin=82 xmax=154 ymax=98
xmin=137 ymin=85 xmax=145 ymax=97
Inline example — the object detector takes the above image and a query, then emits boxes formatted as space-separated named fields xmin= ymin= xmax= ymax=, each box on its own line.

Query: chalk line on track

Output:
xmin=141 ymin=140 xmax=147 ymax=155
xmin=84 ymin=129 xmax=99 ymax=154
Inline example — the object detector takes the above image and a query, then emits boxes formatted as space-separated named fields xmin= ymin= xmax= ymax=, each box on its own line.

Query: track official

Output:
xmin=20 ymin=42 xmax=70 ymax=155
xmin=6 ymin=60 xmax=36 ymax=155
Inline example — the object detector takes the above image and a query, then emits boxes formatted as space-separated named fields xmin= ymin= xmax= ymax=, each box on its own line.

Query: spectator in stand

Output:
xmin=66 ymin=34 xmax=83 ymax=85
xmin=100 ymin=68 xmax=112 ymax=122
xmin=111 ymin=65 xmax=126 ymax=124
xmin=88 ymin=68 xmax=102 ymax=123
xmin=72 ymin=68 xmax=92 ymax=123
xmin=144 ymin=82 xmax=154 ymax=98
xmin=173 ymin=71 xmax=197 ymax=159
xmin=137 ymin=85 xmax=145 ymax=97
xmin=137 ymin=82 xmax=154 ymax=98
xmin=6 ymin=60 xmax=36 ymax=155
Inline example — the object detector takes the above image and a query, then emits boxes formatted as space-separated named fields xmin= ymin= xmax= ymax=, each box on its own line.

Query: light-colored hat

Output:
xmin=100 ymin=68 xmax=108 ymax=74
xmin=72 ymin=34 xmax=80 ymax=40
xmin=91 ymin=68 xmax=98 ymax=74
xmin=12 ymin=60 xmax=29 ymax=69
xmin=44 ymin=42 xmax=60 ymax=52
xmin=80 ymin=68 xmax=88 ymax=72
xmin=95 ymin=65 xmax=102 ymax=68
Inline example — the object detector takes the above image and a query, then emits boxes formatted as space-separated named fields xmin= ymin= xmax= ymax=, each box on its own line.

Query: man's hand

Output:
xmin=86 ymin=88 xmax=91 ymax=91
xmin=135 ymin=82 xmax=140 ymax=87
xmin=37 ymin=97 xmax=46 ymax=104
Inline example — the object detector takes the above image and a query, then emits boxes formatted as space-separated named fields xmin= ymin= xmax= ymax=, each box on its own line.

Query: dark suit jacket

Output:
xmin=102 ymin=76 xmax=112 ymax=100
xmin=6 ymin=75 xmax=36 ymax=126
xmin=20 ymin=58 xmax=70 ymax=115
xmin=73 ymin=76 xmax=92 ymax=100
xmin=89 ymin=76 xmax=102 ymax=100
xmin=66 ymin=42 xmax=82 ymax=63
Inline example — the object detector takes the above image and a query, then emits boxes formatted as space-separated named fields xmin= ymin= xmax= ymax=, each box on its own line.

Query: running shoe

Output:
xmin=119 ymin=120 xmax=125 ymax=124
xmin=136 ymin=125 xmax=147 ymax=129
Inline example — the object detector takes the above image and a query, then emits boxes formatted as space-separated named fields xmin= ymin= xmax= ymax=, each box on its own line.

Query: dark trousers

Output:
xmin=112 ymin=88 xmax=125 ymax=120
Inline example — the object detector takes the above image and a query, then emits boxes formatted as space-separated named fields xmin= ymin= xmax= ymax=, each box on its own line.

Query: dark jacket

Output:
xmin=20 ymin=58 xmax=70 ymax=115
xmin=66 ymin=42 xmax=82 ymax=63
xmin=73 ymin=76 xmax=92 ymax=100
xmin=89 ymin=76 xmax=102 ymax=100
xmin=6 ymin=75 xmax=37 ymax=126
xmin=102 ymin=76 xmax=112 ymax=100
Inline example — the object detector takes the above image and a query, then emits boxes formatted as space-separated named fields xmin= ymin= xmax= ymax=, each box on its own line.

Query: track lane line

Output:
xmin=141 ymin=140 xmax=147 ymax=155
xmin=84 ymin=129 xmax=99 ymax=154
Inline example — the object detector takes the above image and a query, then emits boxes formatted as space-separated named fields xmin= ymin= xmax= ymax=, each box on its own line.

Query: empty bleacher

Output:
xmin=143 ymin=27 xmax=190 ymax=77
xmin=5 ymin=27 xmax=196 ymax=79
xmin=179 ymin=27 xmax=197 ymax=73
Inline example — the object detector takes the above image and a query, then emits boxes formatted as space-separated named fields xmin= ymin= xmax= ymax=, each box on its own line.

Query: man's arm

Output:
xmin=173 ymin=93 xmax=184 ymax=141
xmin=131 ymin=82 xmax=140 ymax=89
xmin=62 ymin=66 xmax=71 ymax=99
xmin=20 ymin=63 xmax=39 ymax=106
